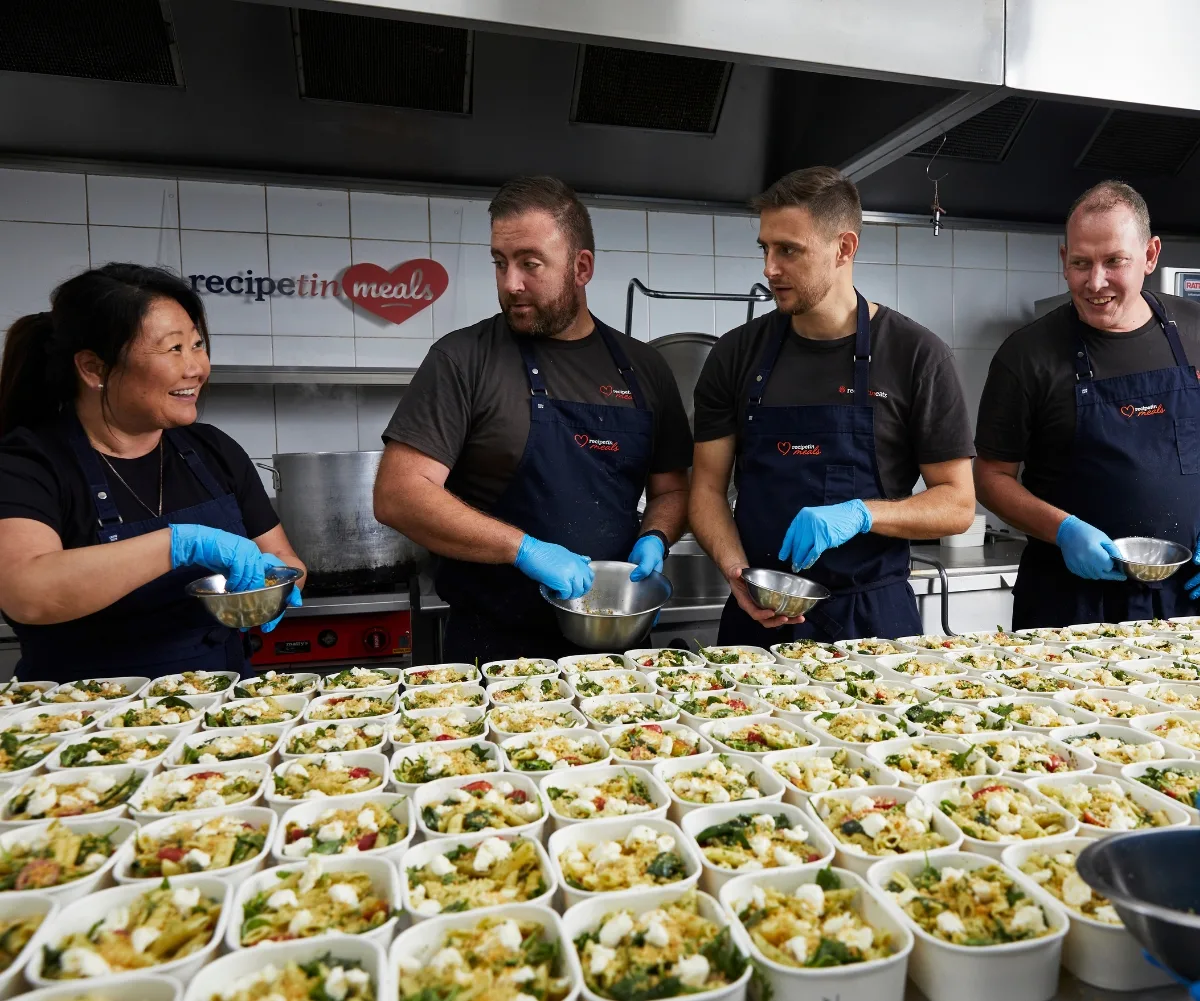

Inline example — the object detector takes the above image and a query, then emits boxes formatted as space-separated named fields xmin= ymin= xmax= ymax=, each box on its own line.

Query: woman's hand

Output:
xmin=169 ymin=524 xmax=284 ymax=591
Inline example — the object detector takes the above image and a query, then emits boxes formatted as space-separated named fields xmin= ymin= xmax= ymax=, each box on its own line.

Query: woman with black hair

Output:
xmin=0 ymin=263 xmax=305 ymax=681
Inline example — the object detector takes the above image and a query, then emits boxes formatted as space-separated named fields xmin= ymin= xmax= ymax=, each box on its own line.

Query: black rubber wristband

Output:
xmin=638 ymin=529 xmax=671 ymax=559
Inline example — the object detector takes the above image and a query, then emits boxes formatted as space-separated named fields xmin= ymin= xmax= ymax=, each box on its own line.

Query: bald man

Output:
xmin=975 ymin=180 xmax=1200 ymax=627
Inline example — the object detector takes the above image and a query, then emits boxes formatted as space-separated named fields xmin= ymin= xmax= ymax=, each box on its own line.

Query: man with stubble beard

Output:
xmin=375 ymin=176 xmax=693 ymax=662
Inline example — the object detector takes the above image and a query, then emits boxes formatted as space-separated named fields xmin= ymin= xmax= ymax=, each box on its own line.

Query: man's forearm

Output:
xmin=689 ymin=485 xmax=748 ymax=574
xmin=865 ymin=483 xmax=975 ymax=539
xmin=640 ymin=486 xmax=688 ymax=544
xmin=376 ymin=476 xmax=524 ymax=564
xmin=976 ymin=469 xmax=1067 ymax=545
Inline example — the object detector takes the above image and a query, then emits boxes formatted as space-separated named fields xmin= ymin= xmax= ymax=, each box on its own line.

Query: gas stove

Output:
xmin=247 ymin=591 xmax=411 ymax=669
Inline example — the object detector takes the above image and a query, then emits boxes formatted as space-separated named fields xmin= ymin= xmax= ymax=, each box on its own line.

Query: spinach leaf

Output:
xmin=815 ymin=867 xmax=841 ymax=891
xmin=461 ymin=809 xmax=493 ymax=832
xmin=702 ymin=926 xmax=747 ymax=981
xmin=694 ymin=819 xmax=750 ymax=850
xmin=805 ymin=937 xmax=858 ymax=968
xmin=645 ymin=852 xmax=685 ymax=880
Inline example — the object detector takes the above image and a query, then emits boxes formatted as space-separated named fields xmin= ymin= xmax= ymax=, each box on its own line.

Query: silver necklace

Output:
xmin=97 ymin=438 xmax=164 ymax=519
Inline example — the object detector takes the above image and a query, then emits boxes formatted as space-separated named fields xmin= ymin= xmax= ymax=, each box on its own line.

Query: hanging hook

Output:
xmin=926 ymin=134 xmax=948 ymax=236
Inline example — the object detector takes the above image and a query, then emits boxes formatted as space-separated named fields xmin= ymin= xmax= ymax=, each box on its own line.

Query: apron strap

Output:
xmin=513 ymin=336 xmax=549 ymax=397
xmin=1074 ymin=291 xmax=1191 ymax=381
xmin=747 ymin=314 xmax=790 ymax=406
xmin=165 ymin=428 xmax=226 ymax=501
xmin=63 ymin=413 xmax=123 ymax=532
xmin=596 ymin=324 xmax=647 ymax=410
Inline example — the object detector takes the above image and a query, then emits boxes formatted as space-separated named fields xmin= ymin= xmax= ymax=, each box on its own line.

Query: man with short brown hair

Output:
xmin=690 ymin=166 xmax=976 ymax=643
xmin=373 ymin=176 xmax=693 ymax=662
xmin=975 ymin=180 xmax=1200 ymax=627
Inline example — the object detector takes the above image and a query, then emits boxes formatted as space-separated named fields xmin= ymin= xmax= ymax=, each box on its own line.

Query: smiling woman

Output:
xmin=0 ymin=263 xmax=306 ymax=683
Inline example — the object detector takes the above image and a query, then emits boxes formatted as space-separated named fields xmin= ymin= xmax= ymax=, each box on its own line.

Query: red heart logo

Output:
xmin=1120 ymin=404 xmax=1135 ymax=418
xmin=777 ymin=441 xmax=791 ymax=455
xmin=574 ymin=434 xmax=589 ymax=447
xmin=342 ymin=260 xmax=448 ymax=325
xmin=599 ymin=385 xmax=613 ymax=396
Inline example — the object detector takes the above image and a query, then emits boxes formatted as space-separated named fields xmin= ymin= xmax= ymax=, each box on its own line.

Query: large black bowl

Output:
xmin=1076 ymin=828 xmax=1200 ymax=981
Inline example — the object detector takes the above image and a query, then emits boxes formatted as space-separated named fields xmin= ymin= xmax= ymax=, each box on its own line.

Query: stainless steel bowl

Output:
xmin=186 ymin=567 xmax=302 ymax=629
xmin=742 ymin=568 xmax=831 ymax=617
xmin=1077 ymin=829 xmax=1200 ymax=980
xmin=541 ymin=560 xmax=672 ymax=651
xmin=1111 ymin=536 xmax=1192 ymax=583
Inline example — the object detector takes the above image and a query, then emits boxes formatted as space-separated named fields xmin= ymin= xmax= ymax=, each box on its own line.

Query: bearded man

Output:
xmin=688 ymin=166 xmax=976 ymax=643
xmin=375 ymin=175 xmax=693 ymax=661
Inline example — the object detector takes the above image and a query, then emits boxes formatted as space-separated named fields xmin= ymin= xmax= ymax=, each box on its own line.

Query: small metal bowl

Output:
xmin=1077 ymin=828 xmax=1200 ymax=980
xmin=1111 ymin=536 xmax=1192 ymax=583
xmin=742 ymin=568 xmax=831 ymax=617
xmin=541 ymin=560 xmax=672 ymax=651
xmin=186 ymin=566 xmax=302 ymax=629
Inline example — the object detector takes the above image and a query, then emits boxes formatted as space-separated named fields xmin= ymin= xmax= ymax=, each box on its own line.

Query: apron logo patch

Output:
xmin=598 ymin=385 xmax=632 ymax=400
xmin=776 ymin=441 xmax=821 ymax=456
xmin=1120 ymin=403 xmax=1165 ymax=418
xmin=575 ymin=434 xmax=620 ymax=452
xmin=837 ymin=386 xmax=888 ymax=399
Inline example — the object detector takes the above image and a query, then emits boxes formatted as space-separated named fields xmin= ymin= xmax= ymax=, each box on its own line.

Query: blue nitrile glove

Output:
xmin=779 ymin=500 xmax=872 ymax=572
xmin=513 ymin=535 xmax=594 ymax=600
xmin=260 ymin=554 xmax=303 ymax=633
xmin=628 ymin=534 xmax=666 ymax=582
xmin=170 ymin=524 xmax=284 ymax=592
xmin=1142 ymin=950 xmax=1200 ymax=997
xmin=1056 ymin=515 xmax=1126 ymax=582
xmin=1185 ymin=536 xmax=1200 ymax=599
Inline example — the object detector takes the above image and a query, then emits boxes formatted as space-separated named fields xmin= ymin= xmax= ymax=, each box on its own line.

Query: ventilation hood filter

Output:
xmin=571 ymin=45 xmax=731 ymax=134
xmin=295 ymin=8 xmax=472 ymax=114
xmin=0 ymin=0 xmax=180 ymax=86
xmin=910 ymin=96 xmax=1036 ymax=162
xmin=1077 ymin=109 xmax=1200 ymax=177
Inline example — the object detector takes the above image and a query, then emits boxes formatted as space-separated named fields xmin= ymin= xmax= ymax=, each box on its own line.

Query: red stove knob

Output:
xmin=362 ymin=627 xmax=389 ymax=652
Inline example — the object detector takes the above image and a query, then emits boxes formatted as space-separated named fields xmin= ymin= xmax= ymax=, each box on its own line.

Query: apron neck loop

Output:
xmin=514 ymin=335 xmax=550 ymax=397
xmin=852 ymin=290 xmax=871 ymax=404
xmin=64 ymin=412 xmax=123 ymax=529
xmin=166 ymin=429 xmax=224 ymax=501
xmin=1074 ymin=291 xmax=1190 ymax=382
xmin=747 ymin=314 xmax=790 ymax=406
xmin=513 ymin=318 xmax=648 ymax=407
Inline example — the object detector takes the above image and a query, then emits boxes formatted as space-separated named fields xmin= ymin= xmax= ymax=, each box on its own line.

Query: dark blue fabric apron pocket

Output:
xmin=1176 ymin=418 xmax=1200 ymax=474
xmin=824 ymin=464 xmax=856 ymax=504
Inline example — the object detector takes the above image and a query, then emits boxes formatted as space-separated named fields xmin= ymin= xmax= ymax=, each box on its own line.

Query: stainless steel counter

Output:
xmin=910 ymin=536 xmax=1025 ymax=577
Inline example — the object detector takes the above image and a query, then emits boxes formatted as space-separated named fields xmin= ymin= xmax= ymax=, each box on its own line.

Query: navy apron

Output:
xmin=12 ymin=416 xmax=250 ymax=682
xmin=1012 ymin=292 xmax=1200 ymax=628
xmin=437 ymin=319 xmax=656 ymax=664
xmin=719 ymin=292 xmax=922 ymax=644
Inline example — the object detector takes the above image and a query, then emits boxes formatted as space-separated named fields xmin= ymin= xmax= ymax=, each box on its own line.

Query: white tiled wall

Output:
xmin=9 ymin=164 xmax=1194 ymax=470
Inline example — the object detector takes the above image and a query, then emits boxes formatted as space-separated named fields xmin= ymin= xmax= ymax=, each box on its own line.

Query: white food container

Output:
xmin=548 ymin=815 xmax=699 ymax=908
xmin=799 ymin=707 xmax=921 ymax=751
xmin=271 ymin=791 xmax=413 ymax=863
xmin=391 ymin=737 xmax=503 ymax=797
xmin=44 ymin=676 xmax=150 ymax=705
xmin=911 ymin=676 xmax=1018 ymax=704
xmin=113 ymin=805 xmax=277 ymax=885
xmin=499 ymin=727 xmax=613 ymax=782
xmin=580 ymin=693 xmax=680 ymax=731
xmin=719 ymin=864 xmax=912 ymax=1001
xmin=1053 ymin=722 xmax=1193 ymax=776
xmin=672 ymin=692 xmax=772 ymax=730
xmin=836 ymin=678 xmax=936 ymax=711
xmin=756 ymin=685 xmax=855 ymax=727
xmin=0 ymin=733 xmax=65 ymax=783
xmin=96 ymin=694 xmax=218 ymax=734
xmin=1000 ymin=836 xmax=1177 ymax=991
xmin=265 ymin=751 xmax=389 ymax=818
xmin=832 ymin=639 xmax=918 ymax=665
xmin=146 ymin=671 xmax=240 ymax=701
xmin=318 ymin=667 xmax=402 ymax=695
xmin=0 ymin=682 xmax=55 ymax=716
xmin=180 ymin=936 xmax=387 ymax=1001
xmin=981 ymin=667 xmax=1085 ymax=694
xmin=1024 ymin=772 xmax=1191 ymax=835
xmin=681 ymin=799 xmax=835 ymax=896
xmin=128 ymin=759 xmax=269 ymax=823
xmin=645 ymin=668 xmax=736 ymax=698
xmin=653 ymin=751 xmax=785 ymax=823
xmin=914 ymin=774 xmax=1079 ymax=859
xmin=541 ymin=763 xmax=671 ymax=830
xmin=1131 ymin=708 xmax=1200 ymax=752
xmin=413 ymin=771 xmax=548 ymax=840
xmin=225 ymin=851 xmax=399 ymax=950
xmin=1121 ymin=757 xmax=1200 ymax=822
xmin=567 ymin=670 xmax=654 ymax=700
xmin=865 ymin=735 xmax=1001 ymax=788
xmin=390 ymin=705 xmax=489 ymax=745
xmin=696 ymin=645 xmax=776 ymax=669
xmin=394 ymin=904 xmax=580 ymax=1001
xmin=401 ymin=663 xmax=481 ymax=687
xmin=488 ymin=677 xmax=575 ymax=705
xmin=0 ymin=895 xmax=57 ymax=999
xmin=1053 ymin=687 xmax=1167 ymax=725
xmin=874 ymin=653 xmax=969 ymax=681
xmin=280 ymin=720 xmax=389 ymax=758
xmin=25 ymin=874 xmax=230 ymax=987
xmin=233 ymin=671 xmax=321 ymax=700
xmin=769 ymin=641 xmax=850 ymax=667
xmin=481 ymin=658 xmax=560 ymax=682
xmin=201 ymin=694 xmax=307 ymax=730
xmin=806 ymin=784 xmax=963 ymax=877
xmin=978 ymin=695 xmax=1099 ymax=733
xmin=764 ymin=746 xmax=900 ymax=808
xmin=45 ymin=726 xmax=183 ymax=774
xmin=726 ymin=664 xmax=806 ymax=694
xmin=1 ymin=703 xmax=103 ymax=736
xmin=865 ymin=850 xmax=1067 ymax=1001
xmin=399 ymin=831 xmax=556 ymax=919
xmin=562 ymin=886 xmax=746 ymax=1001
xmin=960 ymin=731 xmax=1097 ymax=778
xmin=559 ymin=652 xmax=636 ymax=673
xmin=303 ymin=691 xmax=399 ymax=724
xmin=624 ymin=647 xmax=705 ymax=670
xmin=599 ymin=721 xmax=714 ymax=772
xmin=0 ymin=816 xmax=136 ymax=904
xmin=1127 ymin=680 xmax=1200 ymax=710
xmin=0 ymin=764 xmax=148 ymax=829
xmin=699 ymin=713 xmax=818 ymax=758
xmin=19 ymin=975 xmax=180 ymax=1001
xmin=486 ymin=705 xmax=588 ymax=744
xmin=398 ymin=681 xmax=489 ymax=712
xmin=162 ymin=724 xmax=283 ymax=769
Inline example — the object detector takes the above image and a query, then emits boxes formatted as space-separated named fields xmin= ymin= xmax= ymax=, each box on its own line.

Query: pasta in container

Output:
xmin=405 ymin=836 xmax=548 ymax=916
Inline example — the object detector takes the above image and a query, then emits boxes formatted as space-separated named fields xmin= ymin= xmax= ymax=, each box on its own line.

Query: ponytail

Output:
xmin=0 ymin=264 xmax=209 ymax=438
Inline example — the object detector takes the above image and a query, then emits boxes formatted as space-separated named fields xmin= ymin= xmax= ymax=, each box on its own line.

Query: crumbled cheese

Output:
xmin=130 ymin=926 xmax=160 ymax=954
xmin=599 ymin=913 xmax=634 ymax=947
xmin=173 ymin=886 xmax=202 ymax=910
xmin=288 ymin=909 xmax=313 ymax=935
xmin=673 ymin=955 xmax=710 ymax=988
xmin=328 ymin=882 xmax=359 ymax=908
xmin=61 ymin=946 xmax=112 ymax=977
xmin=268 ymin=889 xmax=299 ymax=910
xmin=182 ymin=848 xmax=211 ymax=870
xmin=589 ymin=945 xmax=616 ymax=977
xmin=283 ymin=836 xmax=312 ymax=858
xmin=794 ymin=883 xmax=825 ymax=914
xmin=494 ymin=919 xmax=523 ymax=952
xmin=428 ymin=854 xmax=455 ymax=877
xmin=935 ymin=911 xmax=965 ymax=936
xmin=1010 ymin=904 xmax=1047 ymax=934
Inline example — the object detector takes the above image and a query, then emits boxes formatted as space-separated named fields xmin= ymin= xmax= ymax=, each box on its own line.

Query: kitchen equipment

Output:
xmin=540 ymin=560 xmax=672 ymax=650
xmin=1111 ymin=536 xmax=1192 ymax=582
xmin=1076 ymin=828 xmax=1200 ymax=980
xmin=186 ymin=567 xmax=302 ymax=629
xmin=742 ymin=567 xmax=830 ymax=616
xmin=257 ymin=451 xmax=424 ymax=595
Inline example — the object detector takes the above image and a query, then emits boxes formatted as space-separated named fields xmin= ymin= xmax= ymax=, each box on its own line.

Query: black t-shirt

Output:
xmin=975 ymin=292 xmax=1200 ymax=501
xmin=693 ymin=306 xmax=976 ymax=498
xmin=382 ymin=314 xmax=694 ymax=511
xmin=0 ymin=420 xmax=279 ymax=549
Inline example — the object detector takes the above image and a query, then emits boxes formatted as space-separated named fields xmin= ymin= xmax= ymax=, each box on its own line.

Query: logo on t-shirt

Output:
xmin=1120 ymin=403 xmax=1165 ymax=418
xmin=574 ymin=433 xmax=620 ymax=452
xmin=837 ymin=385 xmax=889 ymax=399
xmin=599 ymin=385 xmax=633 ymax=401
xmin=776 ymin=441 xmax=821 ymax=456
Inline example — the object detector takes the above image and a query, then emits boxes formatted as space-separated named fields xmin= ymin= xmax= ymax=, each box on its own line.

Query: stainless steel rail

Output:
xmin=909 ymin=552 xmax=955 ymax=636
xmin=624 ymin=278 xmax=774 ymax=338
